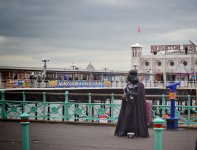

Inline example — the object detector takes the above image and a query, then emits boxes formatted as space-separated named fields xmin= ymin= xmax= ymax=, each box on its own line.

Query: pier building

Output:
xmin=131 ymin=41 xmax=197 ymax=89
xmin=0 ymin=41 xmax=196 ymax=89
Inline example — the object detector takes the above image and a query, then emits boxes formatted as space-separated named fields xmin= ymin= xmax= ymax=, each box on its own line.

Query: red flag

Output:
xmin=138 ymin=26 xmax=141 ymax=32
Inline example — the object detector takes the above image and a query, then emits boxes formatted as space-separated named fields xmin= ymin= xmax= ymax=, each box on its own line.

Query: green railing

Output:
xmin=152 ymin=94 xmax=197 ymax=127
xmin=0 ymin=91 xmax=121 ymax=123
xmin=0 ymin=90 xmax=197 ymax=127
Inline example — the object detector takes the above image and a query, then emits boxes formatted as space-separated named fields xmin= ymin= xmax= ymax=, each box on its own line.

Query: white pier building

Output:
xmin=131 ymin=41 xmax=197 ymax=88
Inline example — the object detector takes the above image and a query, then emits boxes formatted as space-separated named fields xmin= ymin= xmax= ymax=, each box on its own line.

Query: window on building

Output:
xmin=183 ymin=61 xmax=187 ymax=66
xmin=170 ymin=61 xmax=174 ymax=66
xmin=145 ymin=61 xmax=149 ymax=66
xmin=135 ymin=51 xmax=137 ymax=57
xmin=157 ymin=61 xmax=162 ymax=66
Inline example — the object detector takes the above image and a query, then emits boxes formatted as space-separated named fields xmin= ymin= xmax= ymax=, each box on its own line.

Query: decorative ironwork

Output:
xmin=0 ymin=90 xmax=196 ymax=127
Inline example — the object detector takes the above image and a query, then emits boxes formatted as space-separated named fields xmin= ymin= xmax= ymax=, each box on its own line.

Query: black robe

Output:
xmin=114 ymin=81 xmax=149 ymax=137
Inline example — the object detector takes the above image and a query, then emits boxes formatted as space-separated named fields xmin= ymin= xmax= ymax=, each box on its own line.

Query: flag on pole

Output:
xmin=138 ymin=26 xmax=141 ymax=32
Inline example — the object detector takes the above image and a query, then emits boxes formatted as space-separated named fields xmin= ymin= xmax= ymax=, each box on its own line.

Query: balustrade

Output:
xmin=0 ymin=90 xmax=197 ymax=127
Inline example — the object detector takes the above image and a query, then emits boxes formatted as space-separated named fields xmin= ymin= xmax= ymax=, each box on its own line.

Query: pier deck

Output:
xmin=0 ymin=121 xmax=196 ymax=150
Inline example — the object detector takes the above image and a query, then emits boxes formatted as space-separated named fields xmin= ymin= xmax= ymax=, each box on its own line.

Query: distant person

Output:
xmin=114 ymin=70 xmax=149 ymax=137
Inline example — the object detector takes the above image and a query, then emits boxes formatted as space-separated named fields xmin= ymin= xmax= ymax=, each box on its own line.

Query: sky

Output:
xmin=0 ymin=0 xmax=196 ymax=71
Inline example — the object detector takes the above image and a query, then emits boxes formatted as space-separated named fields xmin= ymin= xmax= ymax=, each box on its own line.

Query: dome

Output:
xmin=86 ymin=62 xmax=95 ymax=71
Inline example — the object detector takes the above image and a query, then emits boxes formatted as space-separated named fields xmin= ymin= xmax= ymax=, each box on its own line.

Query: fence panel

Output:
xmin=0 ymin=91 xmax=196 ymax=127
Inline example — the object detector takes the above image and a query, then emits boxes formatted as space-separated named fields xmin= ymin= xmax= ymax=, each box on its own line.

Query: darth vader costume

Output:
xmin=114 ymin=70 xmax=149 ymax=137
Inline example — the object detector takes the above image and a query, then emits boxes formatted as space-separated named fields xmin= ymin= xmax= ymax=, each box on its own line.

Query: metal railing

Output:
xmin=0 ymin=90 xmax=197 ymax=127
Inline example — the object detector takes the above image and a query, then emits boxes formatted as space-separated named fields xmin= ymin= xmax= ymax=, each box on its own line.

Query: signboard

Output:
xmin=150 ymin=44 xmax=195 ymax=52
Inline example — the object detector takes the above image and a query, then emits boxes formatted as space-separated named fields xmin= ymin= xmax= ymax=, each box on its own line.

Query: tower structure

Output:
xmin=131 ymin=43 xmax=143 ymax=72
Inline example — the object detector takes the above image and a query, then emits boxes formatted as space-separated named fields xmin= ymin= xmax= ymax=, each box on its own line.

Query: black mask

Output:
xmin=127 ymin=70 xmax=139 ymax=84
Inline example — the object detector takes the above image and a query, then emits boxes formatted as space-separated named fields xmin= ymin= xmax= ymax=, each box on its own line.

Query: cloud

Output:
xmin=0 ymin=36 xmax=7 ymax=44
xmin=0 ymin=0 xmax=196 ymax=71
xmin=157 ymin=28 xmax=197 ymax=42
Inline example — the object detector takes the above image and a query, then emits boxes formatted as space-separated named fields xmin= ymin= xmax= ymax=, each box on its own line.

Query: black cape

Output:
xmin=114 ymin=81 xmax=149 ymax=137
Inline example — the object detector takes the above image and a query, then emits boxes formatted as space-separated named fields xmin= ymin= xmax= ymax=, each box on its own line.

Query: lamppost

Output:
xmin=42 ymin=58 xmax=50 ymax=87
xmin=70 ymin=62 xmax=76 ymax=70
xmin=147 ymin=69 xmax=151 ymax=87
xmin=133 ymin=63 xmax=139 ymax=71
xmin=189 ymin=40 xmax=197 ymax=111
xmin=102 ymin=67 xmax=108 ymax=81
xmin=70 ymin=62 xmax=77 ymax=81
xmin=103 ymin=67 xmax=108 ymax=71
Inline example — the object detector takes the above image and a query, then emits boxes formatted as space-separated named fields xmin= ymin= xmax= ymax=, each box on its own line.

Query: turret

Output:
xmin=131 ymin=43 xmax=142 ymax=71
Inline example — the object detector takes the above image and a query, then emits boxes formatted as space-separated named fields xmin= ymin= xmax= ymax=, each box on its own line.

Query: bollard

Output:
xmin=153 ymin=116 xmax=165 ymax=150
xmin=20 ymin=113 xmax=30 ymax=150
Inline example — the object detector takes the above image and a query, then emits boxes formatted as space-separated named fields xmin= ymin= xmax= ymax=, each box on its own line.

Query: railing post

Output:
xmin=64 ymin=91 xmax=69 ymax=121
xmin=20 ymin=112 xmax=30 ymax=150
xmin=88 ymin=93 xmax=92 ymax=122
xmin=187 ymin=95 xmax=191 ymax=126
xmin=153 ymin=116 xmax=165 ymax=150
xmin=111 ymin=93 xmax=115 ymax=123
xmin=42 ymin=92 xmax=47 ymax=120
xmin=22 ymin=91 xmax=26 ymax=113
xmin=1 ymin=90 xmax=6 ymax=119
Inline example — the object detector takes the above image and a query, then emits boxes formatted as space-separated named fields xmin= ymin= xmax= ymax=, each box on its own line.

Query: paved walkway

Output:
xmin=0 ymin=121 xmax=196 ymax=150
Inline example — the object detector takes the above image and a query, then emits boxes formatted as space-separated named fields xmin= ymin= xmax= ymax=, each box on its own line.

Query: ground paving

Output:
xmin=0 ymin=121 xmax=196 ymax=150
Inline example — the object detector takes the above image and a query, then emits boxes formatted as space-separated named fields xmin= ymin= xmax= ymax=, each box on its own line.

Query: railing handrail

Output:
xmin=1 ymin=90 xmax=197 ymax=99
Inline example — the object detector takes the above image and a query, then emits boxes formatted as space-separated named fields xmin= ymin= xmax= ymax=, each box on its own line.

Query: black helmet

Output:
xmin=127 ymin=70 xmax=139 ymax=82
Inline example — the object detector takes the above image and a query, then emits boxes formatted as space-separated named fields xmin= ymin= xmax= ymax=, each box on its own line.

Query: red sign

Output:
xmin=154 ymin=124 xmax=163 ymax=128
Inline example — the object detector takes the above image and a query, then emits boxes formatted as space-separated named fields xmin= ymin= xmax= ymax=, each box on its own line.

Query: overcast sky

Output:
xmin=0 ymin=0 xmax=196 ymax=71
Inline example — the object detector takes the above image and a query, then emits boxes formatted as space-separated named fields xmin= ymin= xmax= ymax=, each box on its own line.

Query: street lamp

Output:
xmin=70 ymin=62 xmax=77 ymax=70
xmin=42 ymin=57 xmax=50 ymax=81
xmin=133 ymin=63 xmax=139 ymax=71
xmin=103 ymin=67 xmax=108 ymax=71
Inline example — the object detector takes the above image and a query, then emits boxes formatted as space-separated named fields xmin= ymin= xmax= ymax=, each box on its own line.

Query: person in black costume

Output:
xmin=114 ymin=70 xmax=149 ymax=137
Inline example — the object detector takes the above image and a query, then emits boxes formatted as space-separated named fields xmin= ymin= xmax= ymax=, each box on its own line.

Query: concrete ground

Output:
xmin=0 ymin=121 xmax=196 ymax=150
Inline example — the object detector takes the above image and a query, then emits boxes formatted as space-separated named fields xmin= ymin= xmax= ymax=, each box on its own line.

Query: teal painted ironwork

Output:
xmin=110 ymin=93 xmax=115 ymax=123
xmin=152 ymin=95 xmax=197 ymax=127
xmin=88 ymin=93 xmax=92 ymax=122
xmin=161 ymin=94 xmax=165 ymax=116
xmin=153 ymin=116 xmax=165 ymax=150
xmin=22 ymin=91 xmax=26 ymax=113
xmin=187 ymin=95 xmax=191 ymax=126
xmin=42 ymin=92 xmax=47 ymax=120
xmin=20 ymin=112 xmax=30 ymax=150
xmin=64 ymin=91 xmax=69 ymax=121
xmin=0 ymin=90 xmax=196 ymax=127
xmin=1 ymin=90 xmax=6 ymax=119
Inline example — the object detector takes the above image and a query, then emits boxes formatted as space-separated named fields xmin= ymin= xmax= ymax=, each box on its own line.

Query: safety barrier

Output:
xmin=0 ymin=90 xmax=197 ymax=127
